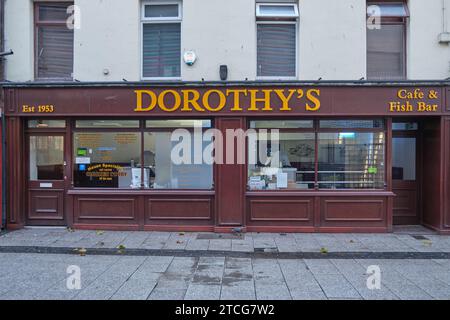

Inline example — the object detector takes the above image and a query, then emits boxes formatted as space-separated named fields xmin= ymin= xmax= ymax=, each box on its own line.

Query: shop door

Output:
xmin=392 ymin=124 xmax=420 ymax=225
xmin=27 ymin=134 xmax=66 ymax=226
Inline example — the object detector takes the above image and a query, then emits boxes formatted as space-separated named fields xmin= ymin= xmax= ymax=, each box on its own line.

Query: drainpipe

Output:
xmin=0 ymin=0 xmax=5 ymax=229
xmin=439 ymin=0 xmax=450 ymax=43
xmin=1 ymin=108 xmax=5 ymax=230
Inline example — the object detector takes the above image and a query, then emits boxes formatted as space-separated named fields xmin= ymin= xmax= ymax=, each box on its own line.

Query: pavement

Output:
xmin=0 ymin=253 xmax=450 ymax=300
xmin=0 ymin=225 xmax=448 ymax=255
xmin=0 ymin=226 xmax=449 ymax=300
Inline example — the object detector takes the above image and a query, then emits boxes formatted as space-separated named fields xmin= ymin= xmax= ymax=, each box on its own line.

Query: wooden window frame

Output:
xmin=34 ymin=1 xmax=74 ymax=81
xmin=140 ymin=1 xmax=182 ymax=80
xmin=366 ymin=1 xmax=408 ymax=80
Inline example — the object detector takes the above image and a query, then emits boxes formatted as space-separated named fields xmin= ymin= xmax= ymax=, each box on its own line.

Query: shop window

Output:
xmin=250 ymin=120 xmax=313 ymax=129
xmin=367 ymin=1 xmax=409 ymax=80
xmin=144 ymin=119 xmax=213 ymax=189
xmin=73 ymin=132 xmax=141 ymax=188
xmin=144 ymin=131 xmax=213 ymax=189
xmin=141 ymin=1 xmax=182 ymax=79
xmin=35 ymin=2 xmax=74 ymax=79
xmin=248 ymin=131 xmax=315 ymax=190
xmin=247 ymin=119 xmax=386 ymax=190
xmin=320 ymin=119 xmax=384 ymax=129
xmin=28 ymin=119 xmax=66 ymax=128
xmin=75 ymin=120 xmax=140 ymax=128
xmin=318 ymin=132 xmax=385 ymax=189
xmin=392 ymin=122 xmax=418 ymax=131
xmin=256 ymin=3 xmax=298 ymax=78
xmin=29 ymin=136 xmax=64 ymax=180
xmin=72 ymin=119 xmax=213 ymax=189
xmin=146 ymin=119 xmax=211 ymax=128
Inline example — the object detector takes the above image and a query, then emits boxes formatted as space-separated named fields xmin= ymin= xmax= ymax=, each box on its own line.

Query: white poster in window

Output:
xmin=276 ymin=172 xmax=288 ymax=189
xmin=76 ymin=157 xmax=91 ymax=164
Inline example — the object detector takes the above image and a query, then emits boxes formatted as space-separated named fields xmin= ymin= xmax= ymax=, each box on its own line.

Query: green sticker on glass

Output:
xmin=368 ymin=167 xmax=378 ymax=174
xmin=77 ymin=148 xmax=87 ymax=156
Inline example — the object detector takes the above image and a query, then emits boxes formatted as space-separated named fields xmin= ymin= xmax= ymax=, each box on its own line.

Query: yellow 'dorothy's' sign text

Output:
xmin=134 ymin=88 xmax=321 ymax=112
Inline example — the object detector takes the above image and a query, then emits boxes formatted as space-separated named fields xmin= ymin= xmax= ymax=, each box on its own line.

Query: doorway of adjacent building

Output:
xmin=26 ymin=134 xmax=67 ymax=226
xmin=392 ymin=121 xmax=420 ymax=225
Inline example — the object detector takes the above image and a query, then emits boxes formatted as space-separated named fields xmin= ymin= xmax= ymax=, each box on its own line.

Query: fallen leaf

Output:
xmin=179 ymin=232 xmax=185 ymax=236
xmin=117 ymin=244 xmax=126 ymax=250
xmin=96 ymin=230 xmax=105 ymax=236
xmin=176 ymin=240 xmax=184 ymax=244
xmin=320 ymin=247 xmax=328 ymax=254
xmin=77 ymin=248 xmax=87 ymax=256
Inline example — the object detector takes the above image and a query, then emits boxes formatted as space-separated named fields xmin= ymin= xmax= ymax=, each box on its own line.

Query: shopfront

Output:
xmin=3 ymin=82 xmax=450 ymax=233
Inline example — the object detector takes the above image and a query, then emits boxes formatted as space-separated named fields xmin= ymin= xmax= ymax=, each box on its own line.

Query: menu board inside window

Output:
xmin=73 ymin=132 xmax=141 ymax=188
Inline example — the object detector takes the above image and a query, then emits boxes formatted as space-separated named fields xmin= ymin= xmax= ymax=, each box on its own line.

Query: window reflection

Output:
xmin=73 ymin=132 xmax=141 ymax=188
xmin=248 ymin=132 xmax=315 ymax=190
xmin=318 ymin=132 xmax=385 ymax=189
xmin=144 ymin=131 xmax=213 ymax=189
xmin=29 ymin=136 xmax=64 ymax=180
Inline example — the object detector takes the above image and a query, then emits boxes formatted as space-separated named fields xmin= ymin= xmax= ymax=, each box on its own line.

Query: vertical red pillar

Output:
xmin=215 ymin=117 xmax=245 ymax=232
xmin=0 ymin=115 xmax=2 ymax=230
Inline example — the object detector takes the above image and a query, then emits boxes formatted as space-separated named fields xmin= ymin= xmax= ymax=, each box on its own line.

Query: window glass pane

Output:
xmin=320 ymin=119 xmax=384 ymax=129
xmin=392 ymin=122 xmax=418 ymax=131
xmin=144 ymin=132 xmax=213 ymax=189
xmin=367 ymin=24 xmax=405 ymax=80
xmin=257 ymin=24 xmax=296 ymax=77
xmin=392 ymin=137 xmax=415 ymax=180
xmin=29 ymin=136 xmax=64 ymax=180
xmin=145 ymin=4 xmax=179 ymax=18
xmin=28 ymin=120 xmax=66 ymax=128
xmin=143 ymin=23 xmax=181 ymax=78
xmin=318 ymin=132 xmax=385 ymax=189
xmin=367 ymin=4 xmax=408 ymax=17
xmin=75 ymin=120 xmax=140 ymax=128
xmin=250 ymin=120 xmax=313 ymax=129
xmin=38 ymin=3 xmax=71 ymax=21
xmin=248 ymin=132 xmax=315 ymax=190
xmin=259 ymin=5 xmax=297 ymax=16
xmin=37 ymin=25 xmax=74 ymax=79
xmin=146 ymin=119 xmax=211 ymax=128
xmin=73 ymin=132 xmax=141 ymax=188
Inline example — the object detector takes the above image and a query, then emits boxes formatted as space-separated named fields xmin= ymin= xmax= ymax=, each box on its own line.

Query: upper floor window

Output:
xmin=141 ymin=1 xmax=182 ymax=79
xmin=367 ymin=1 xmax=409 ymax=80
xmin=35 ymin=2 xmax=74 ymax=80
xmin=256 ymin=3 xmax=298 ymax=78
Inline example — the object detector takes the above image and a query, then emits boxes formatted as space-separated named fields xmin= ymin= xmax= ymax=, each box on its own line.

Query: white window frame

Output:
xmin=255 ymin=20 xmax=299 ymax=80
xmin=141 ymin=1 xmax=182 ymax=21
xmin=256 ymin=3 xmax=299 ymax=19
xmin=140 ymin=1 xmax=182 ymax=80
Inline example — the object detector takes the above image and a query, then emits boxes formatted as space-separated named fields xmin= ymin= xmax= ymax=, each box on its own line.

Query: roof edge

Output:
xmin=1 ymin=79 xmax=450 ymax=88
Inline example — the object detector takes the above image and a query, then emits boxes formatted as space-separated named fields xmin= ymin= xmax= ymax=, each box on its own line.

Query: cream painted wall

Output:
xmin=4 ymin=0 xmax=34 ymax=81
xmin=3 ymin=0 xmax=450 ymax=82
xmin=408 ymin=0 xmax=450 ymax=79
xmin=181 ymin=0 xmax=256 ymax=81
xmin=74 ymin=0 xmax=140 ymax=81
xmin=298 ymin=0 xmax=366 ymax=80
